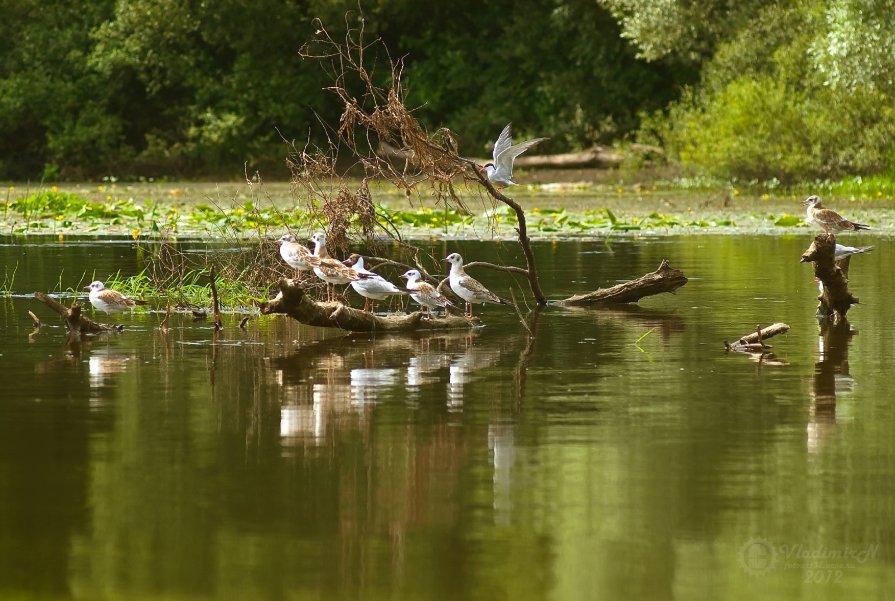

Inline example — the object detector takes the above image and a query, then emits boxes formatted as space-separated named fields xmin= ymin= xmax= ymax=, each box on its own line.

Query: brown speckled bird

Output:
xmin=803 ymin=195 xmax=869 ymax=234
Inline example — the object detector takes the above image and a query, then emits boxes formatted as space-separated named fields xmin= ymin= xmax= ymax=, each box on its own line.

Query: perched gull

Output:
xmin=803 ymin=195 xmax=869 ymax=233
xmin=308 ymin=231 xmax=370 ymax=303
xmin=444 ymin=252 xmax=509 ymax=317
xmin=342 ymin=254 xmax=405 ymax=313
xmin=833 ymin=243 xmax=874 ymax=262
xmin=401 ymin=269 xmax=459 ymax=319
xmin=480 ymin=123 xmax=547 ymax=188
xmin=84 ymin=280 xmax=148 ymax=313
xmin=277 ymin=234 xmax=318 ymax=276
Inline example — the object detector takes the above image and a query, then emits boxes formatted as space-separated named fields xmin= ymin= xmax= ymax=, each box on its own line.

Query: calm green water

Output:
xmin=0 ymin=234 xmax=892 ymax=600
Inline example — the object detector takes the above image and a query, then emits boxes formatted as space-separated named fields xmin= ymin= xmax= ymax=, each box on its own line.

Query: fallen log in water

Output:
xmin=799 ymin=233 xmax=859 ymax=322
xmin=556 ymin=260 xmax=688 ymax=307
xmin=724 ymin=323 xmax=790 ymax=353
xmin=377 ymin=142 xmax=663 ymax=170
xmin=33 ymin=292 xmax=122 ymax=335
xmin=260 ymin=279 xmax=478 ymax=332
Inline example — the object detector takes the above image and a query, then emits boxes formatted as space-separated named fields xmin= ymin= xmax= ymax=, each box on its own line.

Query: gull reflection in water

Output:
xmin=351 ymin=367 xmax=400 ymax=407
xmin=275 ymin=329 xmax=511 ymax=447
xmin=488 ymin=422 xmax=516 ymax=524
xmin=447 ymin=335 xmax=502 ymax=411
xmin=87 ymin=347 xmax=135 ymax=411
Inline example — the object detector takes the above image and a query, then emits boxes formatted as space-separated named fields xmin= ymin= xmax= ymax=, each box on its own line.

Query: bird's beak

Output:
xmin=801 ymin=199 xmax=810 ymax=206
xmin=83 ymin=286 xmax=90 ymax=290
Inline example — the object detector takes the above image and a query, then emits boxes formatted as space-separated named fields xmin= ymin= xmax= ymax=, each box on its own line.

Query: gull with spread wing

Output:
xmin=480 ymin=123 xmax=547 ymax=188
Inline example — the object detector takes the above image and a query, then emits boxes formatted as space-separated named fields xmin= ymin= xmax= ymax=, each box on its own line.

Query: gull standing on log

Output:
xmin=480 ymin=123 xmax=547 ymax=188
xmin=342 ymin=254 xmax=405 ymax=313
xmin=444 ymin=252 xmax=510 ymax=317
xmin=84 ymin=280 xmax=148 ymax=313
xmin=803 ymin=195 xmax=869 ymax=233
xmin=309 ymin=231 xmax=369 ymax=303
xmin=401 ymin=269 xmax=459 ymax=319
xmin=277 ymin=234 xmax=318 ymax=276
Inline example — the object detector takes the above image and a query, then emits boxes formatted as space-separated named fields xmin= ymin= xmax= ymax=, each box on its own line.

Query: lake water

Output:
xmin=0 ymin=233 xmax=892 ymax=600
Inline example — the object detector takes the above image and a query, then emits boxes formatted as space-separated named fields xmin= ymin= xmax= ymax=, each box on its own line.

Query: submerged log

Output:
xmin=260 ymin=279 xmax=478 ymax=332
xmin=33 ymin=292 xmax=122 ymax=335
xmin=799 ymin=233 xmax=859 ymax=322
xmin=556 ymin=260 xmax=688 ymax=306
xmin=725 ymin=323 xmax=790 ymax=353
xmin=377 ymin=142 xmax=662 ymax=170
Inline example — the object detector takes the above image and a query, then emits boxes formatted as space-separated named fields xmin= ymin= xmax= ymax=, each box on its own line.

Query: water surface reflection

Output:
xmin=0 ymin=235 xmax=893 ymax=600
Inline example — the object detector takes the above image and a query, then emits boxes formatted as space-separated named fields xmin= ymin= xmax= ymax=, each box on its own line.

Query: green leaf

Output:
xmin=774 ymin=214 xmax=802 ymax=227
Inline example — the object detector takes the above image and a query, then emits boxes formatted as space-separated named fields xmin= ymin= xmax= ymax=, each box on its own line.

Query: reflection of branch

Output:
xmin=812 ymin=319 xmax=855 ymax=427
xmin=513 ymin=307 xmax=542 ymax=406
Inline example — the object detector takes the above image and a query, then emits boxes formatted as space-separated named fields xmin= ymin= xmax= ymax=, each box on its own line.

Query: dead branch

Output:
xmin=27 ymin=310 xmax=41 ymax=328
xmin=800 ymin=233 xmax=859 ymax=322
xmin=724 ymin=323 xmax=790 ymax=352
xmin=33 ymin=292 xmax=121 ymax=335
xmin=296 ymin=18 xmax=548 ymax=306
xmin=260 ymin=279 xmax=477 ymax=332
xmin=464 ymin=261 xmax=530 ymax=276
xmin=556 ymin=260 xmax=688 ymax=306
xmin=209 ymin=265 xmax=223 ymax=331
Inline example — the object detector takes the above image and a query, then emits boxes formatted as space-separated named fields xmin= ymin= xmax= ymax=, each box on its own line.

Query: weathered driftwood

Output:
xmin=556 ymin=260 xmax=688 ymax=306
xmin=33 ymin=292 xmax=122 ymax=335
xmin=800 ymin=233 xmax=858 ymax=322
xmin=724 ymin=323 xmax=790 ymax=353
xmin=209 ymin=265 xmax=223 ymax=331
xmin=260 ymin=279 xmax=478 ymax=332
xmin=378 ymin=142 xmax=663 ymax=170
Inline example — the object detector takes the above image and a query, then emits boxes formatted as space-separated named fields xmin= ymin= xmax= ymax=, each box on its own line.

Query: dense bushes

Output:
xmin=625 ymin=0 xmax=895 ymax=181
xmin=5 ymin=0 xmax=895 ymax=182
xmin=0 ymin=0 xmax=685 ymax=181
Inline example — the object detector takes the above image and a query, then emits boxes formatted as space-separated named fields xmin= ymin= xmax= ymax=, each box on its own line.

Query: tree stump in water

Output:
xmin=33 ymin=292 xmax=122 ymax=336
xmin=799 ymin=234 xmax=859 ymax=323
xmin=260 ymin=279 xmax=478 ymax=332
xmin=556 ymin=260 xmax=688 ymax=306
